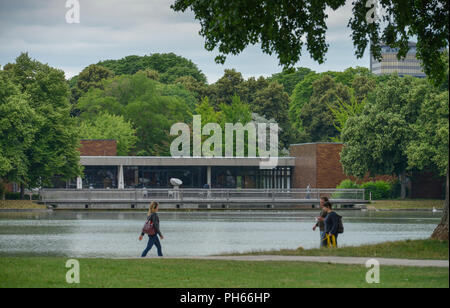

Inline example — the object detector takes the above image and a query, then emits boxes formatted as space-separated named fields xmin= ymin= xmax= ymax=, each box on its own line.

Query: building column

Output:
xmin=207 ymin=166 xmax=212 ymax=188
xmin=118 ymin=165 xmax=124 ymax=189
xmin=76 ymin=177 xmax=83 ymax=189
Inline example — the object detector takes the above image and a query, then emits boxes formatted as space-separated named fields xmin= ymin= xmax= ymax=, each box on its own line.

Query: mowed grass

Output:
xmin=0 ymin=257 xmax=448 ymax=288
xmin=371 ymin=199 xmax=444 ymax=210
xmin=230 ymin=239 xmax=449 ymax=260
xmin=0 ymin=200 xmax=45 ymax=210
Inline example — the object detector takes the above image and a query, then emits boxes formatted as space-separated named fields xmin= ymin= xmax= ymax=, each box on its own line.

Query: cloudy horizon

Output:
xmin=0 ymin=0 xmax=370 ymax=83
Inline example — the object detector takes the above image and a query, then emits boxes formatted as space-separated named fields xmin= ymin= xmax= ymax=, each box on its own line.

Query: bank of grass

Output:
xmin=370 ymin=199 xmax=444 ymax=210
xmin=0 ymin=257 xmax=448 ymax=288
xmin=228 ymin=239 xmax=449 ymax=260
xmin=0 ymin=200 xmax=46 ymax=210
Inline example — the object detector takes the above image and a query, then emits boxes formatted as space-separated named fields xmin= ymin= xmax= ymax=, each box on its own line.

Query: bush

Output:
xmin=360 ymin=180 xmax=393 ymax=200
xmin=334 ymin=179 xmax=395 ymax=200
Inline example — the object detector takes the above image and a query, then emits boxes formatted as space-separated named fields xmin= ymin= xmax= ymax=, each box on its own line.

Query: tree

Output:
xmin=251 ymin=81 xmax=291 ymax=148
xmin=70 ymin=64 xmax=115 ymax=114
xmin=79 ymin=113 xmax=138 ymax=156
xmin=209 ymin=69 xmax=246 ymax=108
xmin=77 ymin=71 xmax=193 ymax=156
xmin=269 ymin=67 xmax=313 ymax=96
xmin=97 ymin=53 xmax=207 ymax=84
xmin=2 ymin=53 xmax=82 ymax=196
xmin=289 ymin=71 xmax=320 ymax=133
xmin=299 ymin=75 xmax=351 ymax=142
xmin=172 ymin=0 xmax=448 ymax=85
xmin=0 ymin=70 xmax=41 ymax=198
xmin=172 ymin=0 xmax=449 ymax=239
xmin=407 ymin=90 xmax=449 ymax=240
xmin=340 ymin=75 xmax=430 ymax=199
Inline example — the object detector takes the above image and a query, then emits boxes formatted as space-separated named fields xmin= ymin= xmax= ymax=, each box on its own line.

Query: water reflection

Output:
xmin=0 ymin=210 xmax=441 ymax=258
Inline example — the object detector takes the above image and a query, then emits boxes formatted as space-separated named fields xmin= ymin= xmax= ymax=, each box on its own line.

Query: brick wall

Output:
xmin=79 ymin=139 xmax=117 ymax=156
xmin=289 ymin=143 xmax=395 ymax=189
xmin=289 ymin=143 xmax=317 ymax=188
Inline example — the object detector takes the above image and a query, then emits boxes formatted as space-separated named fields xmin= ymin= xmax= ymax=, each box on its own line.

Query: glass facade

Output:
xmin=47 ymin=165 xmax=292 ymax=189
xmin=123 ymin=166 xmax=206 ymax=188
xmin=82 ymin=166 xmax=117 ymax=189
xmin=212 ymin=166 xmax=291 ymax=189
xmin=371 ymin=43 xmax=426 ymax=78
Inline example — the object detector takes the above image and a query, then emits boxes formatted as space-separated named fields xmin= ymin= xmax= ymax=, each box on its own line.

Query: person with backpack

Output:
xmin=322 ymin=201 xmax=343 ymax=248
xmin=139 ymin=201 xmax=164 ymax=257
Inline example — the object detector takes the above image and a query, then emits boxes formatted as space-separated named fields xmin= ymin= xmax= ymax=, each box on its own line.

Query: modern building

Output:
xmin=47 ymin=140 xmax=350 ymax=190
xmin=370 ymin=42 xmax=426 ymax=78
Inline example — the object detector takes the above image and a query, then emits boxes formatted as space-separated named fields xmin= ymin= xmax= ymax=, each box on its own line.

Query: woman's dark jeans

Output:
xmin=141 ymin=235 xmax=163 ymax=257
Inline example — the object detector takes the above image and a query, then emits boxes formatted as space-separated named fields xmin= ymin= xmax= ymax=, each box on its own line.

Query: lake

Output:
xmin=0 ymin=210 xmax=442 ymax=258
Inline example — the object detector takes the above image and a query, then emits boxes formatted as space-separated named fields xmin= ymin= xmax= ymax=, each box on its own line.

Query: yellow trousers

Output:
xmin=325 ymin=234 xmax=337 ymax=248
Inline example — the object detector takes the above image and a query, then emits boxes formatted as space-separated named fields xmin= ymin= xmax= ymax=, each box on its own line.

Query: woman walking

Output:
xmin=139 ymin=201 xmax=164 ymax=257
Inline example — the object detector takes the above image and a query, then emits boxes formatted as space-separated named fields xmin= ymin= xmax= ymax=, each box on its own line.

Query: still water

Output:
xmin=0 ymin=210 xmax=441 ymax=258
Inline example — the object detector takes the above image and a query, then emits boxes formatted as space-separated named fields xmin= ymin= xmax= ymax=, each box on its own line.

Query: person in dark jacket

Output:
xmin=139 ymin=201 xmax=164 ymax=257
xmin=313 ymin=196 xmax=329 ymax=247
xmin=322 ymin=201 xmax=339 ymax=248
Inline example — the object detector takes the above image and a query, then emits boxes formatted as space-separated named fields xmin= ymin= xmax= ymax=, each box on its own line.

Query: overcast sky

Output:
xmin=0 ymin=0 xmax=370 ymax=83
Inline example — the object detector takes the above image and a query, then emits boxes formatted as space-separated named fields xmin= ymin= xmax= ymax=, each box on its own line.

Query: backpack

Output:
xmin=337 ymin=214 xmax=344 ymax=234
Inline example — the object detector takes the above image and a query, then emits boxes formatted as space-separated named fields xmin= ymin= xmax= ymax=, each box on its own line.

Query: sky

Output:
xmin=0 ymin=0 xmax=370 ymax=83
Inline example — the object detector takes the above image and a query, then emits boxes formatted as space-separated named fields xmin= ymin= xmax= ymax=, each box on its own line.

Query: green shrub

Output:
xmin=334 ymin=179 xmax=396 ymax=200
xmin=360 ymin=180 xmax=392 ymax=200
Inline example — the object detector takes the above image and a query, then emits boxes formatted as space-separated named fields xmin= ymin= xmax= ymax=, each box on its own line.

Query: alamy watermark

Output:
xmin=66 ymin=259 xmax=80 ymax=284
xmin=65 ymin=0 xmax=80 ymax=24
xmin=365 ymin=259 xmax=380 ymax=284
xmin=170 ymin=115 xmax=279 ymax=169
xmin=365 ymin=0 xmax=381 ymax=24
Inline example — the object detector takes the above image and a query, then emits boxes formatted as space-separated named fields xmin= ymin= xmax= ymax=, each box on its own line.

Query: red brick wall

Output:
xmin=79 ymin=139 xmax=117 ymax=156
xmin=290 ymin=143 xmax=395 ymax=189
xmin=316 ymin=143 xmax=348 ymax=188
xmin=289 ymin=144 xmax=317 ymax=188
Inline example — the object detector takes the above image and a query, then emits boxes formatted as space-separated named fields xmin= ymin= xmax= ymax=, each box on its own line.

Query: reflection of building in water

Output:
xmin=370 ymin=42 xmax=426 ymax=78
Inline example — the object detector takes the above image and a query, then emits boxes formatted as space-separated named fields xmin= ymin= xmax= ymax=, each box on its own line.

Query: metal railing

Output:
xmin=40 ymin=188 xmax=366 ymax=204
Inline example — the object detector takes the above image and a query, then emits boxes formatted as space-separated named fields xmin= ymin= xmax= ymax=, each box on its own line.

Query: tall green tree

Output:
xmin=2 ymin=53 xmax=82 ymax=196
xmin=407 ymin=90 xmax=449 ymax=239
xmin=340 ymin=75 xmax=430 ymax=198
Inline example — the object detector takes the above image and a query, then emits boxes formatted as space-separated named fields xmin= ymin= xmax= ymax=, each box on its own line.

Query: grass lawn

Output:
xmin=229 ymin=239 xmax=449 ymax=260
xmin=371 ymin=199 xmax=444 ymax=210
xmin=0 ymin=200 xmax=45 ymax=210
xmin=0 ymin=257 xmax=448 ymax=288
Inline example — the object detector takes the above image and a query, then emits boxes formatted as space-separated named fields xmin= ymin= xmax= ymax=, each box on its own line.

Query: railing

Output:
xmin=40 ymin=188 xmax=366 ymax=204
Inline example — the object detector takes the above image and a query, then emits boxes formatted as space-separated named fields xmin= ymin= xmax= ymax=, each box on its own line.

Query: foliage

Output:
xmin=172 ymin=0 xmax=448 ymax=85
xmin=79 ymin=113 xmax=138 ymax=156
xmin=97 ymin=53 xmax=207 ymax=84
xmin=77 ymin=71 xmax=193 ymax=156
xmin=407 ymin=91 xmax=449 ymax=176
xmin=269 ymin=67 xmax=313 ymax=95
xmin=298 ymin=75 xmax=351 ymax=142
xmin=1 ymin=53 xmax=82 ymax=190
xmin=349 ymin=0 xmax=448 ymax=86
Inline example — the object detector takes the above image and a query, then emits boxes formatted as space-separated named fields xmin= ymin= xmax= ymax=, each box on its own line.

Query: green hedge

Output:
xmin=335 ymin=179 xmax=399 ymax=200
